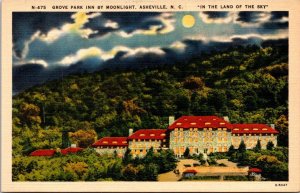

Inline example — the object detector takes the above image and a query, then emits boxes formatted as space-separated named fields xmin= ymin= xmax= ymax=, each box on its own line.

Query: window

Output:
xmin=190 ymin=122 xmax=196 ymax=125
xmin=220 ymin=122 xmax=225 ymax=125
xmin=103 ymin=141 xmax=108 ymax=144
xmin=218 ymin=146 xmax=222 ymax=152
xmin=205 ymin=122 xmax=211 ymax=125
xmin=176 ymin=122 xmax=182 ymax=126
xmin=112 ymin=141 xmax=117 ymax=144
xmin=122 ymin=141 xmax=127 ymax=144
xmin=150 ymin=134 xmax=155 ymax=137
xmin=223 ymin=128 xmax=227 ymax=131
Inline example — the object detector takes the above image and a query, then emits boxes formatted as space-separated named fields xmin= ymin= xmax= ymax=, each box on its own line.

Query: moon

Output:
xmin=182 ymin=15 xmax=195 ymax=28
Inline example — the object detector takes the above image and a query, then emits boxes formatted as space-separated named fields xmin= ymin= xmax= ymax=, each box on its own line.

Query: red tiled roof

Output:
xmin=61 ymin=147 xmax=83 ymax=155
xmin=248 ymin=168 xmax=262 ymax=173
xmin=128 ymin=129 xmax=167 ymax=140
xmin=168 ymin=116 xmax=231 ymax=130
xmin=92 ymin=137 xmax=128 ymax=147
xmin=30 ymin=149 xmax=56 ymax=156
xmin=183 ymin=169 xmax=197 ymax=174
xmin=231 ymin=124 xmax=279 ymax=134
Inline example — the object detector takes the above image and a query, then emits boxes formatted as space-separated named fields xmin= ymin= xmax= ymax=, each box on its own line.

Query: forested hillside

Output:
xmin=12 ymin=45 xmax=288 ymax=156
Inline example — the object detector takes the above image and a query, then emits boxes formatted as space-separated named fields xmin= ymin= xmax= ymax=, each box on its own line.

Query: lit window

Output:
xmin=103 ymin=141 xmax=108 ymax=144
xmin=140 ymin=134 xmax=145 ymax=137
xmin=205 ymin=122 xmax=211 ymax=125
xmin=190 ymin=122 xmax=196 ymax=125
xmin=244 ymin=128 xmax=249 ymax=131
xmin=262 ymin=128 xmax=268 ymax=131
xmin=150 ymin=134 xmax=155 ymax=137
xmin=112 ymin=141 xmax=117 ymax=144
xmin=223 ymin=128 xmax=227 ymax=131
xmin=218 ymin=128 xmax=222 ymax=131
xmin=234 ymin=128 xmax=239 ymax=131
xmin=161 ymin=133 xmax=166 ymax=136
xmin=176 ymin=122 xmax=182 ymax=125
xmin=220 ymin=122 xmax=225 ymax=125
xmin=122 ymin=141 xmax=127 ymax=144
xmin=253 ymin=128 xmax=258 ymax=131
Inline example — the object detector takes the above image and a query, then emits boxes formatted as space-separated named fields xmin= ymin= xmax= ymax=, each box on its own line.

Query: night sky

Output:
xmin=13 ymin=11 xmax=288 ymax=94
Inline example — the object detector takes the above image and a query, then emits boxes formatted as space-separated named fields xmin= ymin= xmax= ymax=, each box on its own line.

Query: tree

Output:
xmin=237 ymin=140 xmax=247 ymax=164
xmin=183 ymin=76 xmax=204 ymax=90
xmin=144 ymin=147 xmax=154 ymax=164
xmin=69 ymin=129 xmax=97 ymax=148
xmin=61 ymin=130 xmax=71 ymax=148
xmin=20 ymin=103 xmax=41 ymax=125
xmin=275 ymin=115 xmax=288 ymax=147
xmin=183 ymin=147 xmax=190 ymax=158
xmin=122 ymin=148 xmax=132 ymax=164
xmin=238 ymin=140 xmax=246 ymax=153
xmin=227 ymin=145 xmax=235 ymax=156
xmin=254 ymin=139 xmax=262 ymax=152
xmin=267 ymin=141 xmax=274 ymax=150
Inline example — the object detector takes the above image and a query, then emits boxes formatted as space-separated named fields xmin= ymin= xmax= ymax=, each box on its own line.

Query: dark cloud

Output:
xmin=202 ymin=12 xmax=229 ymax=19
xmin=13 ymin=12 xmax=74 ymax=58
xmin=270 ymin=11 xmax=288 ymax=20
xmin=261 ymin=12 xmax=289 ymax=31
xmin=236 ymin=11 xmax=288 ymax=32
xmin=85 ymin=12 xmax=173 ymax=38
xmin=236 ymin=12 xmax=266 ymax=23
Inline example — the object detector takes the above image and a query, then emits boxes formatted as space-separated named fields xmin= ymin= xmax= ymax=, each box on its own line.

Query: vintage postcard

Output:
xmin=1 ymin=0 xmax=300 ymax=192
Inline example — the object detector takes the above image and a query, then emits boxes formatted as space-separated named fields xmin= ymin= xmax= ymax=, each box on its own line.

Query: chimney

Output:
xmin=270 ymin=124 xmax=275 ymax=129
xmin=223 ymin=116 xmax=230 ymax=123
xmin=129 ymin=128 xmax=133 ymax=136
xmin=71 ymin=144 xmax=77 ymax=148
xmin=169 ymin=116 xmax=175 ymax=126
